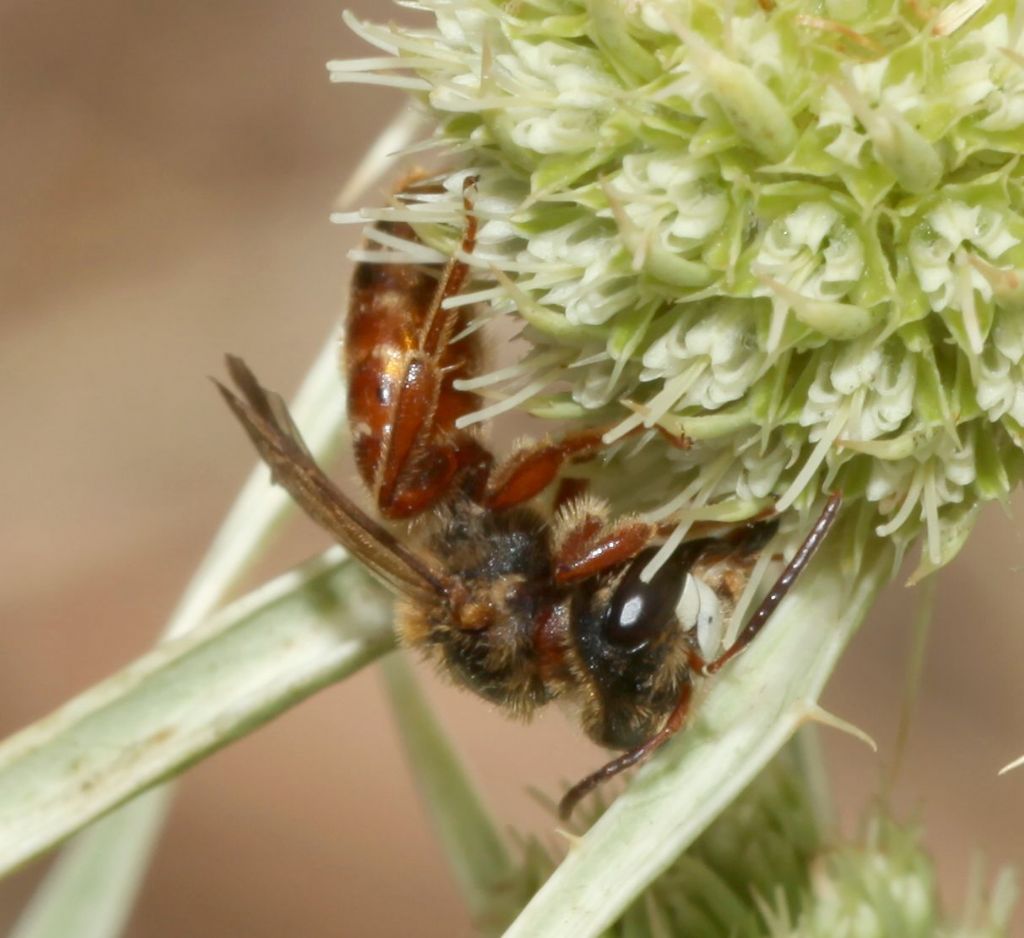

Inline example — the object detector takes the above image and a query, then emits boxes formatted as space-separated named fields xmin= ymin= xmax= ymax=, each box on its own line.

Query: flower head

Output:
xmin=336 ymin=0 xmax=1024 ymax=576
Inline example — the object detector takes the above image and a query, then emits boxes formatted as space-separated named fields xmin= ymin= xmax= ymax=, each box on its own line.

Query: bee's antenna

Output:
xmin=559 ymin=683 xmax=695 ymax=821
xmin=705 ymin=491 xmax=842 ymax=675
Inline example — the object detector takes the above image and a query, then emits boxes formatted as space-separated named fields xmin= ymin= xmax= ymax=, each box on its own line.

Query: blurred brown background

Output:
xmin=0 ymin=3 xmax=1021 ymax=936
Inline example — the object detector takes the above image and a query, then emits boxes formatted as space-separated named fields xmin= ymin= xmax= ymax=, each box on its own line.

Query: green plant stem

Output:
xmin=503 ymin=539 xmax=892 ymax=938
xmin=380 ymin=654 xmax=514 ymax=927
xmin=882 ymin=573 xmax=937 ymax=801
xmin=9 ymin=794 xmax=172 ymax=938
xmin=791 ymin=725 xmax=834 ymax=834
xmin=0 ymin=548 xmax=394 ymax=877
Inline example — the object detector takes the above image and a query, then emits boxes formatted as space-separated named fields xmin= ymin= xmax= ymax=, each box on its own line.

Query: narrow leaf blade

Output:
xmin=0 ymin=548 xmax=394 ymax=877
xmin=9 ymin=790 xmax=173 ymax=938
xmin=381 ymin=654 xmax=513 ymax=927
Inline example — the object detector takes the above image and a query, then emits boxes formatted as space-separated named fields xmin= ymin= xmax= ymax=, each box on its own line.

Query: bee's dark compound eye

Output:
xmin=602 ymin=543 xmax=705 ymax=648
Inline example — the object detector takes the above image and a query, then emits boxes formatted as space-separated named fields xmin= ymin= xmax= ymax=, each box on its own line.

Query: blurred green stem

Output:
xmin=380 ymin=655 xmax=514 ymax=927
xmin=0 ymin=548 xmax=394 ymax=877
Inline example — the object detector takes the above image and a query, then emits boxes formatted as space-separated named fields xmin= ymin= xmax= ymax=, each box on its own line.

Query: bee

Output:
xmin=217 ymin=175 xmax=841 ymax=820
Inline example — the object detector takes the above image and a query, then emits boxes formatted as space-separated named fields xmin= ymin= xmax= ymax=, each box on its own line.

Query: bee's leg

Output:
xmin=483 ymin=425 xmax=690 ymax=512
xmin=704 ymin=491 xmax=842 ymax=675
xmin=552 ymin=498 xmax=779 ymax=586
xmin=483 ymin=429 xmax=609 ymax=510
xmin=415 ymin=175 xmax=479 ymax=351
xmin=552 ymin=511 xmax=659 ymax=585
xmin=558 ymin=681 xmax=695 ymax=820
xmin=553 ymin=487 xmax=788 ymax=587
xmin=552 ymin=499 xmax=781 ymax=586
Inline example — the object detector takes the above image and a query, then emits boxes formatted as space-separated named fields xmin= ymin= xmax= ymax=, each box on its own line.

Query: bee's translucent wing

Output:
xmin=217 ymin=355 xmax=449 ymax=604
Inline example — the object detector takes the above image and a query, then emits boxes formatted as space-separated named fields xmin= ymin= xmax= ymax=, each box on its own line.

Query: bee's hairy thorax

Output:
xmin=394 ymin=496 xmax=570 ymax=717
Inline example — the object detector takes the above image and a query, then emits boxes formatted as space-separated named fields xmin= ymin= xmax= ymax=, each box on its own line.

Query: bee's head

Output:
xmin=569 ymin=538 xmax=733 ymax=750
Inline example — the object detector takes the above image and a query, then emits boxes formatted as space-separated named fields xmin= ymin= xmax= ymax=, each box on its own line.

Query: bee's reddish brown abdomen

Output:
xmin=345 ymin=219 xmax=487 ymax=519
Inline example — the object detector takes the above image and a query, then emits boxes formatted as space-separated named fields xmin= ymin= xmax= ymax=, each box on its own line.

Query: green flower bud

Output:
xmin=490 ymin=751 xmax=1017 ymax=937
